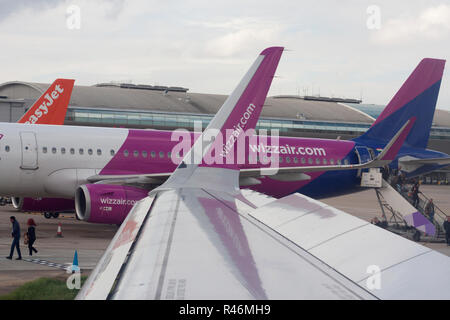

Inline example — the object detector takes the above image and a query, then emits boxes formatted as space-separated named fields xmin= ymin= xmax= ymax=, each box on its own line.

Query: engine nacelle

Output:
xmin=75 ymin=184 xmax=148 ymax=224
xmin=12 ymin=197 xmax=75 ymax=212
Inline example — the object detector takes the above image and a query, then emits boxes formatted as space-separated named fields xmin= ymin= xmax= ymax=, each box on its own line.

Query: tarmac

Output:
xmin=0 ymin=184 xmax=448 ymax=296
xmin=0 ymin=207 xmax=116 ymax=295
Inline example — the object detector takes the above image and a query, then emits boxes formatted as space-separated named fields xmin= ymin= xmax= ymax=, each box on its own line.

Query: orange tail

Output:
xmin=17 ymin=78 xmax=75 ymax=125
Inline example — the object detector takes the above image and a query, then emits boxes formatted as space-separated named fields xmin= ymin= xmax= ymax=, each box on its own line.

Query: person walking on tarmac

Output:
xmin=26 ymin=218 xmax=38 ymax=256
xmin=6 ymin=216 xmax=22 ymax=260
xmin=444 ymin=216 xmax=450 ymax=246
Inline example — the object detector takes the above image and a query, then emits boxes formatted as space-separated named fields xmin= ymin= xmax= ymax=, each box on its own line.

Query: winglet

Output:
xmin=18 ymin=78 xmax=75 ymax=125
xmin=154 ymin=47 xmax=284 ymax=193
xmin=197 ymin=46 xmax=284 ymax=169
xmin=376 ymin=117 xmax=416 ymax=161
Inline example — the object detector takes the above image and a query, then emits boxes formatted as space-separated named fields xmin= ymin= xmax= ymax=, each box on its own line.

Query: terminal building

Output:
xmin=0 ymin=80 xmax=449 ymax=182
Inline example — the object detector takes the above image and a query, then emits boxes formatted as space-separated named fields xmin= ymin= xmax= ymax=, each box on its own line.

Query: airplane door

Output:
xmin=355 ymin=146 xmax=372 ymax=177
xmin=20 ymin=132 xmax=38 ymax=170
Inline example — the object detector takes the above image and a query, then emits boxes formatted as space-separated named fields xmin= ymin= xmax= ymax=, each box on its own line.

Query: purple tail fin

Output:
xmin=356 ymin=58 xmax=445 ymax=149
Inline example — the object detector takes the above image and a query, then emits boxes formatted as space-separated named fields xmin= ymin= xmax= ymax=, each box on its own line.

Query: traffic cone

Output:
xmin=56 ymin=223 xmax=63 ymax=237
xmin=66 ymin=250 xmax=81 ymax=274
xmin=71 ymin=250 xmax=80 ymax=273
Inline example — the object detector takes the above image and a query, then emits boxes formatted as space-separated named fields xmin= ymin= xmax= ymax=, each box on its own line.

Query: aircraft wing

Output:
xmin=399 ymin=156 xmax=450 ymax=166
xmin=77 ymin=186 xmax=450 ymax=300
xmin=84 ymin=187 xmax=376 ymax=299
xmin=87 ymin=172 xmax=171 ymax=185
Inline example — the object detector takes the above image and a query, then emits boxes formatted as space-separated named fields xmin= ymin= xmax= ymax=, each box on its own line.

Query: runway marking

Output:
xmin=23 ymin=258 xmax=71 ymax=271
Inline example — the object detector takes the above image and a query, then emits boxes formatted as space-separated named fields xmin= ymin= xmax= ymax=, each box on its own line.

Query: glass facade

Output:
xmin=65 ymin=107 xmax=450 ymax=140
xmin=347 ymin=103 xmax=384 ymax=119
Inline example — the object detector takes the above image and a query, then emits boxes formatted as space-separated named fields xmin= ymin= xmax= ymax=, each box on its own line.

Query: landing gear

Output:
xmin=413 ymin=230 xmax=421 ymax=242
xmin=44 ymin=212 xmax=60 ymax=219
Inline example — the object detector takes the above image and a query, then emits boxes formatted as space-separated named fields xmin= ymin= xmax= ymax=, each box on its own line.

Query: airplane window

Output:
xmin=5 ymin=145 xmax=10 ymax=152
xmin=142 ymin=151 xmax=148 ymax=158
xmin=330 ymin=159 xmax=335 ymax=165
xmin=323 ymin=158 xmax=327 ymax=165
xmin=167 ymin=152 xmax=171 ymax=159
xmin=293 ymin=157 xmax=298 ymax=163
xmin=344 ymin=159 xmax=349 ymax=165
xmin=97 ymin=149 xmax=102 ymax=156
xmin=315 ymin=158 xmax=321 ymax=164
xmin=279 ymin=157 xmax=283 ymax=163
xmin=151 ymin=151 xmax=156 ymax=158
xmin=88 ymin=149 xmax=93 ymax=155
xmin=110 ymin=149 xmax=115 ymax=156
xmin=159 ymin=151 xmax=164 ymax=158
xmin=286 ymin=157 xmax=291 ymax=163
xmin=70 ymin=148 xmax=75 ymax=155
xmin=42 ymin=147 xmax=47 ymax=154
xmin=79 ymin=148 xmax=84 ymax=155
xmin=337 ymin=159 xmax=342 ymax=165
xmin=52 ymin=147 xmax=57 ymax=154
xmin=61 ymin=147 xmax=66 ymax=154
xmin=301 ymin=157 xmax=306 ymax=164
xmin=133 ymin=150 xmax=139 ymax=158
xmin=124 ymin=150 xmax=129 ymax=157
xmin=308 ymin=158 xmax=313 ymax=164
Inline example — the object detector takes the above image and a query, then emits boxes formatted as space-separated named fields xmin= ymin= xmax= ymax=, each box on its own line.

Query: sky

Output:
xmin=0 ymin=0 xmax=450 ymax=110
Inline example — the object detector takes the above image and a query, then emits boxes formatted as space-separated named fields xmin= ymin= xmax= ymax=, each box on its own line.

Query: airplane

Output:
xmin=76 ymin=47 xmax=450 ymax=300
xmin=8 ymin=78 xmax=76 ymax=217
xmin=2 ymin=56 xmax=448 ymax=229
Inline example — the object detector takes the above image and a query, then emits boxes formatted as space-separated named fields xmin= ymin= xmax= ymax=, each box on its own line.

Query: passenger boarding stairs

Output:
xmin=403 ymin=187 xmax=448 ymax=239
xmin=374 ymin=179 xmax=448 ymax=242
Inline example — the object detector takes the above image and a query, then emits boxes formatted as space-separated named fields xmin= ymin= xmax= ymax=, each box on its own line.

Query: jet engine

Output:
xmin=12 ymin=197 xmax=75 ymax=213
xmin=75 ymin=184 xmax=149 ymax=225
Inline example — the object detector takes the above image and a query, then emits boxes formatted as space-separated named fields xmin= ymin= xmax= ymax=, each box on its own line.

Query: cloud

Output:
xmin=371 ymin=4 xmax=450 ymax=44
xmin=0 ymin=0 xmax=448 ymax=109
xmin=0 ymin=0 xmax=67 ymax=22
xmin=200 ymin=18 xmax=284 ymax=58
